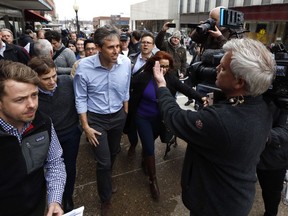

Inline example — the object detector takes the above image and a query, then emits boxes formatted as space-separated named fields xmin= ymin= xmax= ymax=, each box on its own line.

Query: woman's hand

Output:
xmin=153 ymin=61 xmax=167 ymax=87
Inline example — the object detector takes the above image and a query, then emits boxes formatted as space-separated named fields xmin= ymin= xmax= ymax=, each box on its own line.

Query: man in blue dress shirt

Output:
xmin=73 ymin=26 xmax=131 ymax=216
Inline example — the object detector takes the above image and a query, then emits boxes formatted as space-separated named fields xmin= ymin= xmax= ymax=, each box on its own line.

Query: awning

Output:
xmin=0 ymin=0 xmax=52 ymax=11
xmin=24 ymin=9 xmax=49 ymax=23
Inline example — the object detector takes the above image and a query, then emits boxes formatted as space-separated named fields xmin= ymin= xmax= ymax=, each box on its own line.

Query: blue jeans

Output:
xmin=87 ymin=108 xmax=126 ymax=202
xmin=127 ymin=119 xmax=139 ymax=147
xmin=57 ymin=125 xmax=82 ymax=199
xmin=135 ymin=114 xmax=162 ymax=157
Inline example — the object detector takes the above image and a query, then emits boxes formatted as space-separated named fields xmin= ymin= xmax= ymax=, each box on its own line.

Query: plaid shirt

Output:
xmin=0 ymin=118 xmax=66 ymax=205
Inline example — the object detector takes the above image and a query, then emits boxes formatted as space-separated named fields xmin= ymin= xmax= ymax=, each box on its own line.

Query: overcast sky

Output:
xmin=54 ymin=0 xmax=145 ymax=20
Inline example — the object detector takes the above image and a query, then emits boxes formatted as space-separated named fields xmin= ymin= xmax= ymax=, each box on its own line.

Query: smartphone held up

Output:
xmin=167 ymin=23 xmax=176 ymax=28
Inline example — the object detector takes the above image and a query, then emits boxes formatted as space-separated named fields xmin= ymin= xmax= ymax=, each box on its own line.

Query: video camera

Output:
xmin=196 ymin=8 xmax=244 ymax=35
xmin=189 ymin=8 xmax=245 ymax=86
xmin=188 ymin=49 xmax=224 ymax=87
xmin=196 ymin=18 xmax=216 ymax=35
xmin=265 ymin=43 xmax=288 ymax=109
xmin=186 ymin=8 xmax=245 ymax=106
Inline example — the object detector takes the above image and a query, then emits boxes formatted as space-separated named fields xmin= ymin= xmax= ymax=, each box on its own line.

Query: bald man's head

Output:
xmin=209 ymin=6 xmax=226 ymax=28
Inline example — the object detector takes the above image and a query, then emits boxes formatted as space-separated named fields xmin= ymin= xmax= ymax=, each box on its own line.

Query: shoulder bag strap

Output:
xmin=52 ymin=47 xmax=66 ymax=60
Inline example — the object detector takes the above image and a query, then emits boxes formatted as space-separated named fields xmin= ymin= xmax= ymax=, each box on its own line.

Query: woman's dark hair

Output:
xmin=144 ymin=51 xmax=174 ymax=73
xmin=84 ymin=38 xmax=95 ymax=48
xmin=68 ymin=40 xmax=76 ymax=47
xmin=44 ymin=30 xmax=61 ymax=43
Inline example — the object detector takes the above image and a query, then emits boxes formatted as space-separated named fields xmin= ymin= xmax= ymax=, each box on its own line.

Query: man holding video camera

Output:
xmin=191 ymin=6 xmax=238 ymax=53
xmin=186 ymin=6 xmax=241 ymax=108
xmin=153 ymin=38 xmax=276 ymax=216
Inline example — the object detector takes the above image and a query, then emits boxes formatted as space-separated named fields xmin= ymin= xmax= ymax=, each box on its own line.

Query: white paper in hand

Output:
xmin=63 ymin=206 xmax=84 ymax=216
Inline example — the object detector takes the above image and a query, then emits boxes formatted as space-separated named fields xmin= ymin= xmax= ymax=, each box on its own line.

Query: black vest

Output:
xmin=0 ymin=111 xmax=52 ymax=216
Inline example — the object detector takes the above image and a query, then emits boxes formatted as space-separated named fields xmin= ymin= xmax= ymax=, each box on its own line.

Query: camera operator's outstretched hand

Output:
xmin=153 ymin=61 xmax=166 ymax=88
xmin=208 ymin=26 xmax=222 ymax=38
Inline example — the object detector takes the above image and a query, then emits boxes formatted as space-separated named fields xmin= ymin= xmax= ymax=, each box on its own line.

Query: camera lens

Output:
xmin=196 ymin=18 xmax=216 ymax=35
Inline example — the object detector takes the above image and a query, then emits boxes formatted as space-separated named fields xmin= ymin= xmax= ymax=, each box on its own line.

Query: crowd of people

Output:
xmin=0 ymin=5 xmax=287 ymax=216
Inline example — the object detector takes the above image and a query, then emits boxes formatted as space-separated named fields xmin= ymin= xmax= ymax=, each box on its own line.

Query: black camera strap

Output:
xmin=52 ymin=47 xmax=66 ymax=61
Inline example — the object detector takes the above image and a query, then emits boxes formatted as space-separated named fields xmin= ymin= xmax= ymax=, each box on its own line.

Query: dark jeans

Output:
xmin=58 ymin=125 xmax=82 ymax=199
xmin=127 ymin=119 xmax=138 ymax=147
xmin=87 ymin=108 xmax=126 ymax=202
xmin=257 ymin=168 xmax=287 ymax=216
xmin=135 ymin=114 xmax=162 ymax=156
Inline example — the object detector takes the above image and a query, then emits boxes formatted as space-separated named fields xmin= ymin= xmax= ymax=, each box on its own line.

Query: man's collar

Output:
xmin=39 ymin=84 xmax=57 ymax=96
xmin=94 ymin=53 xmax=124 ymax=69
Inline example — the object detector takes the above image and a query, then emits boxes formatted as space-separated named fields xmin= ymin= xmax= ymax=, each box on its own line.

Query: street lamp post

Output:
xmin=73 ymin=1 xmax=80 ymax=35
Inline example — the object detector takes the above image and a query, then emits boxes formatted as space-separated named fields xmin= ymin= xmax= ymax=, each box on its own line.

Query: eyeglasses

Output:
xmin=160 ymin=65 xmax=170 ymax=69
xmin=77 ymin=44 xmax=84 ymax=46
xmin=141 ymin=41 xmax=153 ymax=45
xmin=85 ymin=47 xmax=96 ymax=51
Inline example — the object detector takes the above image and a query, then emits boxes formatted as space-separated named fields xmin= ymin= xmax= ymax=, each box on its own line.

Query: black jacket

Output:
xmin=258 ymin=98 xmax=288 ymax=170
xmin=19 ymin=34 xmax=34 ymax=47
xmin=0 ymin=111 xmax=52 ymax=216
xmin=0 ymin=41 xmax=30 ymax=65
xmin=158 ymin=87 xmax=272 ymax=216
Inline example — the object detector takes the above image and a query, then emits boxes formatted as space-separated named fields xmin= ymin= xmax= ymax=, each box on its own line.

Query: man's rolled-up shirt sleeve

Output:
xmin=73 ymin=72 xmax=88 ymax=114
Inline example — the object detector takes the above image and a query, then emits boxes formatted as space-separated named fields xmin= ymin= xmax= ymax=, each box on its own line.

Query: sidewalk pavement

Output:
xmin=73 ymin=94 xmax=288 ymax=215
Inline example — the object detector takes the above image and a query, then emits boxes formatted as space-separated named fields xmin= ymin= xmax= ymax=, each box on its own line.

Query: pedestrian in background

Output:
xmin=128 ymin=30 xmax=141 ymax=55
xmin=67 ymin=39 xmax=77 ymax=55
xmin=0 ymin=28 xmax=14 ymax=44
xmin=45 ymin=30 xmax=77 ymax=75
xmin=71 ymin=38 xmax=98 ymax=77
xmin=75 ymin=38 xmax=86 ymax=60
xmin=120 ymin=32 xmax=130 ymax=57
xmin=0 ymin=32 xmax=30 ymax=64
xmin=155 ymin=22 xmax=187 ymax=79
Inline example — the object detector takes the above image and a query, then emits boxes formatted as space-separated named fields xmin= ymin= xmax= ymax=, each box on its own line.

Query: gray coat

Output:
xmin=155 ymin=30 xmax=187 ymax=78
xmin=54 ymin=44 xmax=77 ymax=75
